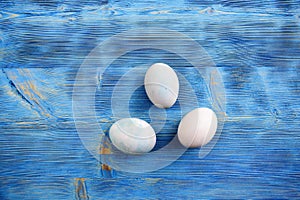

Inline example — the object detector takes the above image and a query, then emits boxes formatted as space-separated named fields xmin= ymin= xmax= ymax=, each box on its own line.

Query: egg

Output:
xmin=178 ymin=108 xmax=218 ymax=148
xmin=144 ymin=63 xmax=179 ymax=108
xmin=109 ymin=118 xmax=156 ymax=154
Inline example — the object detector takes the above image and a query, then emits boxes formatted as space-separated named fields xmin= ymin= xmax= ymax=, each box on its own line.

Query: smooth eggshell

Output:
xmin=109 ymin=118 xmax=156 ymax=154
xmin=144 ymin=63 xmax=179 ymax=108
xmin=178 ymin=108 xmax=218 ymax=148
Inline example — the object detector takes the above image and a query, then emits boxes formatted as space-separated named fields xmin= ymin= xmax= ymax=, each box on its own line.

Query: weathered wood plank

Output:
xmin=0 ymin=0 xmax=300 ymax=199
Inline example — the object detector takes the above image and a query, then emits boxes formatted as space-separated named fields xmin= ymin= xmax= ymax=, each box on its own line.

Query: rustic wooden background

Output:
xmin=0 ymin=0 xmax=300 ymax=199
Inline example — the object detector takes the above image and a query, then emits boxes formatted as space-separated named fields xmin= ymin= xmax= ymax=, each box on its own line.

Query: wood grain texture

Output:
xmin=0 ymin=0 xmax=300 ymax=199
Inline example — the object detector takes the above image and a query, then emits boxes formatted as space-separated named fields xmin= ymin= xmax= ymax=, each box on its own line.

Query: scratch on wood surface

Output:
xmin=2 ymin=68 xmax=53 ymax=118
xmin=74 ymin=178 xmax=89 ymax=200
xmin=226 ymin=116 xmax=267 ymax=121
xmin=0 ymin=11 xmax=19 ymax=20
xmin=144 ymin=178 xmax=162 ymax=184
xmin=209 ymin=69 xmax=226 ymax=115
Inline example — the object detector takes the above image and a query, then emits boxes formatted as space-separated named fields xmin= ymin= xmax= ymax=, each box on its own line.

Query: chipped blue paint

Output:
xmin=0 ymin=0 xmax=300 ymax=199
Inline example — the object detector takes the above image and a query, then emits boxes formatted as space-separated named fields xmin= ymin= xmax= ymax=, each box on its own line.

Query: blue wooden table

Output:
xmin=0 ymin=0 xmax=300 ymax=199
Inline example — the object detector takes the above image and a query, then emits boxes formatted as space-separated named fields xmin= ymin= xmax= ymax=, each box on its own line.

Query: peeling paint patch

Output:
xmin=98 ymin=135 xmax=115 ymax=178
xmin=100 ymin=147 xmax=112 ymax=155
xmin=74 ymin=178 xmax=89 ymax=200
xmin=101 ymin=164 xmax=112 ymax=171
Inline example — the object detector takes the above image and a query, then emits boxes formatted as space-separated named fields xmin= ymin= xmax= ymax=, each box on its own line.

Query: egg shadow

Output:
xmin=129 ymin=86 xmax=181 ymax=151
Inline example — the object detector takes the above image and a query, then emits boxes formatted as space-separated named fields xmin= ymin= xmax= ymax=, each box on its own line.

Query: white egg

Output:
xmin=144 ymin=63 xmax=179 ymax=108
xmin=109 ymin=118 xmax=156 ymax=154
xmin=178 ymin=108 xmax=218 ymax=148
